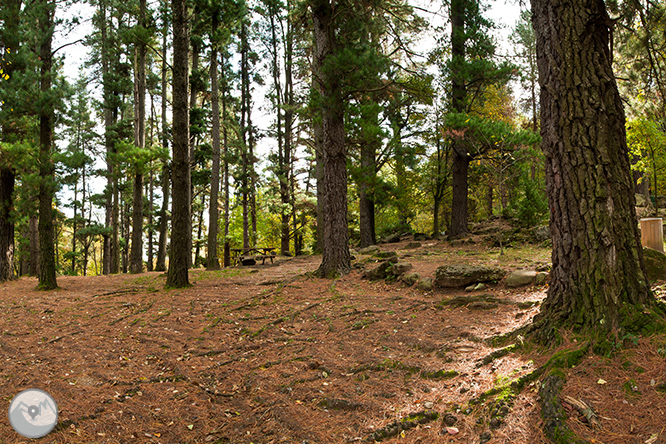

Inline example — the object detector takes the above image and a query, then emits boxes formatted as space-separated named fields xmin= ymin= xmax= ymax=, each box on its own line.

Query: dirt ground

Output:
xmin=1 ymin=237 xmax=665 ymax=444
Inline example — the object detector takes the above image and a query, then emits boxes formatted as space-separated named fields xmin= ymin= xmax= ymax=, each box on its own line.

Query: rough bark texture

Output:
xmin=530 ymin=0 xmax=653 ymax=337
xmin=207 ymin=11 xmax=221 ymax=271
xmin=130 ymin=0 xmax=147 ymax=274
xmin=448 ymin=0 xmax=470 ymax=239
xmin=38 ymin=0 xmax=57 ymax=290
xmin=312 ymin=0 xmax=351 ymax=277
xmin=155 ymin=11 xmax=169 ymax=273
xmin=0 ymin=0 xmax=21 ymax=282
xmin=165 ymin=0 xmax=190 ymax=288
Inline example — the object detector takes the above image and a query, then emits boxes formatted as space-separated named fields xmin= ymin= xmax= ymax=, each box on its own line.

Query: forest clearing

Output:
xmin=2 ymin=234 xmax=666 ymax=444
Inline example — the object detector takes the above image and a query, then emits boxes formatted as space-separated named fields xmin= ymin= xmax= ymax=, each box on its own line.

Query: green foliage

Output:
xmin=510 ymin=172 xmax=549 ymax=228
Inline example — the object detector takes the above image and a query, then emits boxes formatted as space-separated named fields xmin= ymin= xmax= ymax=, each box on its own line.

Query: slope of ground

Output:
xmin=0 ymin=238 xmax=664 ymax=444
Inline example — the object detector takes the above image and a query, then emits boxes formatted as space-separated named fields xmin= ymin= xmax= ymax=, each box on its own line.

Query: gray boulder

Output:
xmin=400 ymin=272 xmax=420 ymax=286
xmin=404 ymin=242 xmax=422 ymax=249
xmin=535 ymin=272 xmax=549 ymax=286
xmin=506 ymin=270 xmax=538 ymax=288
xmin=416 ymin=278 xmax=434 ymax=291
xmin=389 ymin=262 xmax=413 ymax=276
xmin=359 ymin=245 xmax=380 ymax=255
xmin=643 ymin=247 xmax=666 ymax=283
xmin=435 ymin=264 xmax=506 ymax=288
xmin=363 ymin=261 xmax=392 ymax=280
xmin=532 ymin=225 xmax=550 ymax=243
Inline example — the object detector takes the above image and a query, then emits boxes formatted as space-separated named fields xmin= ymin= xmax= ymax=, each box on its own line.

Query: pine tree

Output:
xmin=166 ymin=0 xmax=191 ymax=288
xmin=37 ymin=0 xmax=58 ymax=290
xmin=528 ymin=0 xmax=656 ymax=341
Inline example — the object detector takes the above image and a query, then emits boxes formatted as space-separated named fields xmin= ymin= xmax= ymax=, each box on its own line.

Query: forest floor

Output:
xmin=1 ymin=229 xmax=666 ymax=444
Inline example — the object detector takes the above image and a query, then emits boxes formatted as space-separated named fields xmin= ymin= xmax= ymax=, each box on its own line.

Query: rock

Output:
xmin=404 ymin=242 xmax=422 ymax=249
xmin=385 ymin=233 xmax=401 ymax=243
xmin=413 ymin=232 xmax=431 ymax=241
xmin=536 ymin=263 xmax=551 ymax=272
xmin=416 ymin=278 xmax=434 ymax=292
xmin=373 ymin=250 xmax=398 ymax=259
xmin=642 ymin=247 xmax=666 ymax=283
xmin=465 ymin=283 xmax=486 ymax=292
xmin=532 ymin=225 xmax=550 ymax=242
xmin=358 ymin=245 xmax=380 ymax=254
xmin=505 ymin=269 xmax=538 ymax=288
xmin=424 ymin=401 xmax=434 ymax=409
xmin=535 ymin=272 xmax=549 ymax=286
xmin=400 ymin=272 xmax=420 ymax=286
xmin=389 ymin=262 xmax=413 ymax=276
xmin=434 ymin=264 xmax=506 ymax=288
xmin=363 ymin=262 xmax=392 ymax=280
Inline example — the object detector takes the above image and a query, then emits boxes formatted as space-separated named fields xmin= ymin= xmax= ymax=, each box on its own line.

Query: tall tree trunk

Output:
xmin=358 ymin=139 xmax=376 ymax=248
xmin=38 ymin=0 xmax=57 ymax=290
xmin=130 ymin=0 xmax=147 ymax=274
xmin=29 ymin=215 xmax=39 ymax=276
xmin=314 ymin=106 xmax=324 ymax=254
xmin=222 ymin=53 xmax=230 ymax=240
xmin=312 ymin=0 xmax=351 ymax=277
xmin=0 ymin=168 xmax=15 ymax=282
xmin=130 ymin=0 xmax=146 ymax=273
xmin=99 ymin=0 xmax=111 ymax=275
xmin=0 ymin=0 xmax=21 ymax=282
xmin=187 ymin=29 xmax=200 ymax=269
xmin=240 ymin=19 xmax=251 ymax=250
xmin=284 ymin=12 xmax=295 ymax=256
xmin=529 ymin=0 xmax=653 ymax=340
xmin=207 ymin=10 xmax=221 ymax=270
xmin=166 ymin=0 xmax=190 ymax=288
xmin=449 ymin=0 xmax=470 ymax=239
xmin=155 ymin=6 xmax=169 ymax=273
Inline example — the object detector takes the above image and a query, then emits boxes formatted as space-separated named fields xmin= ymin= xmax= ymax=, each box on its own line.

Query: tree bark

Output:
xmin=0 ymin=168 xmax=15 ymax=282
xmin=312 ymin=0 xmax=351 ymax=277
xmin=155 ymin=7 xmax=169 ymax=273
xmin=530 ymin=0 xmax=653 ymax=338
xmin=130 ymin=0 xmax=147 ymax=274
xmin=0 ymin=0 xmax=21 ymax=282
xmin=448 ymin=0 xmax=470 ymax=238
xmin=38 ymin=0 xmax=57 ymax=290
xmin=207 ymin=10 xmax=221 ymax=271
xmin=166 ymin=0 xmax=190 ymax=288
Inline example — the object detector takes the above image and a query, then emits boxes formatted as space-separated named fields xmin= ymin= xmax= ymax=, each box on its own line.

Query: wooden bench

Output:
xmin=231 ymin=248 xmax=276 ymax=266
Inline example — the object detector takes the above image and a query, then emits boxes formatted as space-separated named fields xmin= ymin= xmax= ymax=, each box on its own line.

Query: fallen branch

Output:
xmin=563 ymin=396 xmax=601 ymax=429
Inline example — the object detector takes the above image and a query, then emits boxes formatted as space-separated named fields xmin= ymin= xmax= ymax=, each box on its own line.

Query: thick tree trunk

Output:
xmin=207 ymin=12 xmax=221 ymax=271
xmin=313 ymin=0 xmax=351 ymax=277
xmin=0 ymin=168 xmax=15 ymax=282
xmin=450 ymin=149 xmax=470 ymax=238
xmin=0 ymin=0 xmax=21 ymax=282
xmin=29 ymin=215 xmax=39 ymax=276
xmin=530 ymin=0 xmax=653 ymax=338
xmin=166 ymin=0 xmax=190 ymax=288
xmin=448 ymin=0 xmax=470 ymax=238
xmin=38 ymin=0 xmax=57 ymax=290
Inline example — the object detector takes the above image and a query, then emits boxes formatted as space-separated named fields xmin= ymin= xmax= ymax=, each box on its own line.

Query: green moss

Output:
xmin=545 ymin=342 xmax=590 ymax=369
xmin=421 ymin=369 xmax=459 ymax=380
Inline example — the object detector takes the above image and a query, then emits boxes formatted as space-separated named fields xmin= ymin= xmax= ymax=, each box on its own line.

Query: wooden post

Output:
xmin=640 ymin=218 xmax=664 ymax=253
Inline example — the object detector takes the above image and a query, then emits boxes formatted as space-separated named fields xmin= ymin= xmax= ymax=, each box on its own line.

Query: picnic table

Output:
xmin=230 ymin=247 xmax=277 ymax=266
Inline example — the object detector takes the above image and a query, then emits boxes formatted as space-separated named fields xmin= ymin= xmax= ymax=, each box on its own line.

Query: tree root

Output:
xmin=366 ymin=410 xmax=439 ymax=442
